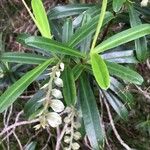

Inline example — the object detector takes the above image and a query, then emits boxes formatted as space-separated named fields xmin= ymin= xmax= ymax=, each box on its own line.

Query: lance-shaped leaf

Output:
xmin=113 ymin=0 xmax=126 ymax=12
xmin=91 ymin=53 xmax=110 ymax=90
xmin=103 ymin=91 xmax=128 ymax=120
xmin=93 ymin=24 xmax=150 ymax=53
xmin=62 ymin=66 xmax=77 ymax=106
xmin=128 ymin=4 xmax=148 ymax=61
xmin=68 ymin=12 xmax=114 ymax=48
xmin=31 ymin=0 xmax=51 ymax=38
xmin=25 ymin=36 xmax=85 ymax=58
xmin=106 ymin=61 xmax=143 ymax=85
xmin=1 ymin=52 xmax=49 ymax=64
xmin=0 ymin=59 xmax=53 ymax=113
xmin=79 ymin=73 xmax=105 ymax=149
xmin=48 ymin=4 xmax=93 ymax=19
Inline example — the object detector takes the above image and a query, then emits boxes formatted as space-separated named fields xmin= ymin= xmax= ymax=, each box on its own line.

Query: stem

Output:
xmin=90 ymin=0 xmax=108 ymax=52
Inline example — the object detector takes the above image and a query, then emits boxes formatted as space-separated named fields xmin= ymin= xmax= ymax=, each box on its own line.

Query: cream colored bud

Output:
xmin=141 ymin=0 xmax=149 ymax=6
xmin=64 ymin=116 xmax=71 ymax=124
xmin=64 ymin=136 xmax=70 ymax=143
xmin=50 ymin=99 xmax=65 ymax=112
xmin=33 ymin=124 xmax=41 ymax=130
xmin=74 ymin=122 xmax=81 ymax=129
xmin=56 ymin=71 xmax=61 ymax=77
xmin=63 ymin=147 xmax=69 ymax=150
xmin=46 ymin=112 xmax=62 ymax=127
xmin=65 ymin=127 xmax=71 ymax=134
xmin=60 ymin=63 xmax=65 ymax=71
xmin=71 ymin=142 xmax=80 ymax=150
xmin=73 ymin=131 xmax=81 ymax=140
xmin=64 ymin=107 xmax=72 ymax=113
xmin=54 ymin=77 xmax=63 ymax=87
xmin=52 ymin=89 xmax=63 ymax=99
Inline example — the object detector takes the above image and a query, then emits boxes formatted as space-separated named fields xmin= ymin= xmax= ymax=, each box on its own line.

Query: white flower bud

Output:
xmin=64 ymin=136 xmax=70 ymax=143
xmin=65 ymin=127 xmax=71 ymax=134
xmin=60 ymin=63 xmax=65 ymax=71
xmin=50 ymin=99 xmax=65 ymax=112
xmin=74 ymin=122 xmax=81 ymax=129
xmin=141 ymin=0 xmax=149 ymax=6
xmin=71 ymin=142 xmax=80 ymax=150
xmin=64 ymin=107 xmax=72 ymax=113
xmin=64 ymin=116 xmax=71 ymax=124
xmin=52 ymin=89 xmax=63 ymax=99
xmin=33 ymin=124 xmax=41 ymax=130
xmin=73 ymin=131 xmax=81 ymax=140
xmin=54 ymin=77 xmax=63 ymax=87
xmin=56 ymin=71 xmax=61 ymax=77
xmin=46 ymin=112 xmax=62 ymax=127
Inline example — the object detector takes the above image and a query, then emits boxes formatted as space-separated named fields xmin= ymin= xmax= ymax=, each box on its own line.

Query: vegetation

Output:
xmin=0 ymin=0 xmax=150 ymax=149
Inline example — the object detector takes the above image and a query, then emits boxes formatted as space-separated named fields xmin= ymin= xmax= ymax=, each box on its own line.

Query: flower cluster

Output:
xmin=34 ymin=63 xmax=65 ymax=130
xmin=141 ymin=0 xmax=149 ymax=6
xmin=63 ymin=107 xmax=81 ymax=150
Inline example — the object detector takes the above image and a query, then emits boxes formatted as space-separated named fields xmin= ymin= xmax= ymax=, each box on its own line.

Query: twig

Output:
xmin=55 ymin=123 xmax=68 ymax=150
xmin=103 ymin=98 xmax=133 ymax=150
xmin=0 ymin=119 xmax=39 ymax=137
xmin=13 ymin=132 xmax=23 ymax=150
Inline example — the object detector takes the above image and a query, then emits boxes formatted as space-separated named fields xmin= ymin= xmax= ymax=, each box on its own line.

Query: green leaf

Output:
xmin=113 ymin=0 xmax=126 ymax=12
xmin=48 ymin=4 xmax=93 ymax=19
xmin=24 ymin=90 xmax=45 ymax=118
xmin=79 ymin=73 xmax=105 ymax=149
xmin=0 ymin=59 xmax=53 ymax=113
xmin=93 ymin=24 xmax=150 ymax=53
xmin=62 ymin=18 xmax=73 ymax=43
xmin=128 ymin=4 xmax=148 ymax=61
xmin=106 ymin=61 xmax=143 ymax=85
xmin=1 ymin=52 xmax=49 ymax=64
xmin=102 ymin=50 xmax=138 ymax=64
xmin=91 ymin=53 xmax=110 ymax=90
xmin=31 ymin=0 xmax=51 ymax=38
xmin=72 ymin=64 xmax=85 ymax=81
xmin=25 ymin=36 xmax=85 ymax=58
xmin=103 ymin=91 xmax=128 ymax=120
xmin=110 ymin=77 xmax=134 ymax=104
xmin=62 ymin=66 xmax=77 ymax=106
xmin=68 ymin=12 xmax=114 ymax=48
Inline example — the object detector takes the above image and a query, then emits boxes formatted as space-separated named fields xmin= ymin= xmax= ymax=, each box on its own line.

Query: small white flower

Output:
xmin=56 ymin=71 xmax=61 ymax=77
xmin=54 ymin=77 xmax=63 ymax=87
xmin=64 ymin=116 xmax=71 ymax=124
xmin=71 ymin=142 xmax=80 ymax=150
xmin=60 ymin=63 xmax=65 ymax=71
xmin=64 ymin=136 xmax=70 ymax=143
xmin=141 ymin=0 xmax=149 ymax=6
xmin=74 ymin=122 xmax=81 ymax=129
xmin=65 ymin=127 xmax=71 ymax=134
xmin=50 ymin=99 xmax=65 ymax=112
xmin=64 ymin=107 xmax=72 ymax=113
xmin=73 ymin=131 xmax=81 ymax=140
xmin=52 ymin=89 xmax=63 ymax=99
xmin=46 ymin=112 xmax=62 ymax=127
xmin=33 ymin=124 xmax=41 ymax=130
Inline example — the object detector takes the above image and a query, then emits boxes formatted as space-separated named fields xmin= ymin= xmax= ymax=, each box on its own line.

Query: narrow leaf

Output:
xmin=79 ymin=73 xmax=105 ymax=149
xmin=128 ymin=4 xmax=148 ymax=61
xmin=106 ymin=61 xmax=143 ymax=85
xmin=62 ymin=66 xmax=77 ymax=106
xmin=1 ymin=52 xmax=49 ymax=64
xmin=0 ymin=59 xmax=53 ymax=113
xmin=93 ymin=24 xmax=150 ymax=53
xmin=25 ymin=36 xmax=85 ymax=58
xmin=91 ymin=53 xmax=110 ymax=90
xmin=113 ymin=0 xmax=126 ymax=12
xmin=31 ymin=0 xmax=51 ymax=38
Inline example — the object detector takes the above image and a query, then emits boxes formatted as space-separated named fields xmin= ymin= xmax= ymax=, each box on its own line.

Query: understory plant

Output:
xmin=0 ymin=0 xmax=150 ymax=149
